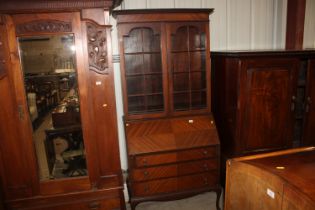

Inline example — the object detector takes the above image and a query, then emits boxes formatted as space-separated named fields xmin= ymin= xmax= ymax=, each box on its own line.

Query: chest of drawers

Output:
xmin=125 ymin=115 xmax=221 ymax=210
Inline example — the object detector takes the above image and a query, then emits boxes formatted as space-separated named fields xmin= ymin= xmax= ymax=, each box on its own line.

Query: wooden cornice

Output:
xmin=0 ymin=0 xmax=123 ymax=13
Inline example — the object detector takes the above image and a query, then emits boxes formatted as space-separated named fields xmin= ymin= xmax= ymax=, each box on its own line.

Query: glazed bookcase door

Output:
xmin=167 ymin=22 xmax=211 ymax=115
xmin=120 ymin=23 xmax=167 ymax=119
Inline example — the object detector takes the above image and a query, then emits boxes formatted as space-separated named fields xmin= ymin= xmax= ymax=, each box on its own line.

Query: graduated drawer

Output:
xmin=133 ymin=146 xmax=218 ymax=168
xmin=130 ymin=159 xmax=218 ymax=181
xmin=131 ymin=172 xmax=218 ymax=197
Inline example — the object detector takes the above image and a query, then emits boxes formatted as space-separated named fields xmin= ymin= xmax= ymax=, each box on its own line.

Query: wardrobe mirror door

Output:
xmin=18 ymin=34 xmax=88 ymax=181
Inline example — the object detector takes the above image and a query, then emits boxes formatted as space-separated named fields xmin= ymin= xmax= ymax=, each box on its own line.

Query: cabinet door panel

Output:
xmin=120 ymin=24 xmax=166 ymax=118
xmin=241 ymin=59 xmax=298 ymax=153
xmin=303 ymin=59 xmax=315 ymax=146
xmin=167 ymin=22 xmax=210 ymax=114
xmin=0 ymin=16 xmax=35 ymax=199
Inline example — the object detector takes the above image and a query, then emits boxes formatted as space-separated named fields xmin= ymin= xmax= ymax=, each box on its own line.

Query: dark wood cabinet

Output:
xmin=225 ymin=147 xmax=315 ymax=210
xmin=114 ymin=9 xmax=221 ymax=210
xmin=0 ymin=1 xmax=125 ymax=210
xmin=211 ymin=50 xmax=315 ymax=181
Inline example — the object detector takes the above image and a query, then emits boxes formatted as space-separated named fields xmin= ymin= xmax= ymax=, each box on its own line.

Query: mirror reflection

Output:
xmin=19 ymin=35 xmax=88 ymax=181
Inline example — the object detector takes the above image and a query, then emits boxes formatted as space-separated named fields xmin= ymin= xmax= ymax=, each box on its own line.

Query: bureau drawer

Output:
xmin=130 ymin=159 xmax=218 ymax=181
xmin=133 ymin=146 xmax=218 ymax=167
xmin=131 ymin=172 xmax=218 ymax=197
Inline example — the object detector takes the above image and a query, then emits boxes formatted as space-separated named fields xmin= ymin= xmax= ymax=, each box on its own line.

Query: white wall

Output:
xmin=304 ymin=0 xmax=315 ymax=48
xmin=111 ymin=0 xmax=289 ymax=170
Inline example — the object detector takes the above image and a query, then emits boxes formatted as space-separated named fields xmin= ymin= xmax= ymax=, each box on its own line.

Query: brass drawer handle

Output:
xmin=142 ymin=158 xmax=148 ymax=166
xmin=88 ymin=201 xmax=101 ymax=210
xmin=203 ymin=150 xmax=208 ymax=155
xmin=144 ymin=171 xmax=149 ymax=177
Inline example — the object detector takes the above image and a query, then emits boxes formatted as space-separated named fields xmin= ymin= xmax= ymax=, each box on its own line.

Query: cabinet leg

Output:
xmin=215 ymin=188 xmax=222 ymax=210
xmin=130 ymin=200 xmax=138 ymax=210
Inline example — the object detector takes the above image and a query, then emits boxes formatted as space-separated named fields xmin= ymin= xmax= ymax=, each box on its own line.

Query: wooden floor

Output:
xmin=126 ymin=191 xmax=223 ymax=210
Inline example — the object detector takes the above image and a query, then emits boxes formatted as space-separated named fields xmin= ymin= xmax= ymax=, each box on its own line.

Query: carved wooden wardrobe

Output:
xmin=0 ymin=1 xmax=125 ymax=209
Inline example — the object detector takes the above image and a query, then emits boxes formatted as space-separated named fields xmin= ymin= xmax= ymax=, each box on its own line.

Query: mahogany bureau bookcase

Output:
xmin=0 ymin=1 xmax=126 ymax=210
xmin=211 ymin=50 xmax=315 ymax=183
xmin=113 ymin=9 xmax=221 ymax=210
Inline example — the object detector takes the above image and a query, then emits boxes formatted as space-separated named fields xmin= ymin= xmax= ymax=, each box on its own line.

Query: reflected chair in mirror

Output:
xmin=45 ymin=125 xmax=86 ymax=179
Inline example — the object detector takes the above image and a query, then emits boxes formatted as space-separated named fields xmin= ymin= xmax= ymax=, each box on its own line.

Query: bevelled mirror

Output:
xmin=18 ymin=34 xmax=88 ymax=181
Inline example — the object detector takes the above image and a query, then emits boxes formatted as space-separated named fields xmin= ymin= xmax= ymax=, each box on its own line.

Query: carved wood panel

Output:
xmin=86 ymin=22 xmax=109 ymax=75
xmin=15 ymin=20 xmax=72 ymax=35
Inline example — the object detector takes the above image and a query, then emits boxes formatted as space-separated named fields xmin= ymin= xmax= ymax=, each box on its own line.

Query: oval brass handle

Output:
xmin=203 ymin=150 xmax=208 ymax=155
xmin=88 ymin=201 xmax=101 ymax=210
xmin=291 ymin=96 xmax=296 ymax=111
xmin=305 ymin=97 xmax=312 ymax=113
xmin=143 ymin=171 xmax=149 ymax=177
xmin=142 ymin=159 xmax=148 ymax=166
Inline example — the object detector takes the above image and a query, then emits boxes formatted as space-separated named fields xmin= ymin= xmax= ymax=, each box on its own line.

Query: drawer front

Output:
xmin=9 ymin=198 xmax=122 ymax=210
xmin=134 ymin=146 xmax=218 ymax=167
xmin=131 ymin=172 xmax=218 ymax=197
xmin=130 ymin=159 xmax=218 ymax=181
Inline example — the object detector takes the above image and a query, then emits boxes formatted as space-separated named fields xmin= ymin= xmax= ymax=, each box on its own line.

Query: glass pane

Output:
xmin=173 ymin=73 xmax=189 ymax=92
xmin=171 ymin=26 xmax=188 ymax=51
xmin=174 ymin=92 xmax=190 ymax=110
xmin=147 ymin=94 xmax=164 ymax=112
xmin=123 ymin=28 xmax=142 ymax=53
xmin=190 ymin=51 xmax=206 ymax=72
xmin=142 ymin=29 xmax=160 ymax=52
xmin=143 ymin=53 xmax=162 ymax=73
xmin=172 ymin=52 xmax=189 ymax=73
xmin=191 ymin=91 xmax=207 ymax=109
xmin=128 ymin=96 xmax=145 ymax=113
xmin=145 ymin=74 xmax=163 ymax=94
xmin=125 ymin=54 xmax=143 ymax=75
xmin=191 ymin=72 xmax=206 ymax=90
xmin=19 ymin=35 xmax=88 ymax=181
xmin=124 ymin=28 xmax=161 ymax=53
xmin=126 ymin=75 xmax=145 ymax=95
xmin=189 ymin=27 xmax=206 ymax=50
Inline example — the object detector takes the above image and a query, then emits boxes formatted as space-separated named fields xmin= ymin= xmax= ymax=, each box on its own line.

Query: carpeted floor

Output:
xmin=125 ymin=191 xmax=223 ymax=210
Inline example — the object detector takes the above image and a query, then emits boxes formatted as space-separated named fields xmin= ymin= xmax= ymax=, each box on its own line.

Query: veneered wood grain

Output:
xmin=225 ymin=147 xmax=315 ymax=210
xmin=126 ymin=115 xmax=219 ymax=155
xmin=130 ymin=159 xmax=218 ymax=181
xmin=132 ymin=172 xmax=218 ymax=197
xmin=133 ymin=147 xmax=217 ymax=167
